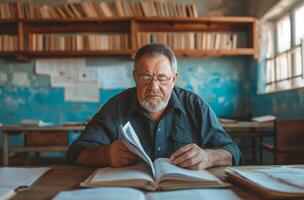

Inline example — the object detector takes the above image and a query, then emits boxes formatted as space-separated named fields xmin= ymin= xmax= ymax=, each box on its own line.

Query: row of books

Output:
xmin=137 ymin=32 xmax=238 ymax=50
xmin=0 ymin=2 xmax=17 ymax=19
xmin=0 ymin=1 xmax=198 ymax=19
xmin=0 ymin=35 xmax=18 ymax=51
xmin=28 ymin=33 xmax=129 ymax=51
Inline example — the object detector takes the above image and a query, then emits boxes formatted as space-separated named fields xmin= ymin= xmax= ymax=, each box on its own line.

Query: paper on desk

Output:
xmin=52 ymin=187 xmax=145 ymax=200
xmin=255 ymin=166 xmax=304 ymax=189
xmin=146 ymin=188 xmax=241 ymax=200
xmin=229 ymin=167 xmax=304 ymax=193
xmin=0 ymin=167 xmax=51 ymax=191
xmin=121 ymin=121 xmax=156 ymax=178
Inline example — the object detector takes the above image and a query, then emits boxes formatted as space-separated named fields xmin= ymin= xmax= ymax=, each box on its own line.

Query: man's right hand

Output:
xmin=106 ymin=140 xmax=140 ymax=168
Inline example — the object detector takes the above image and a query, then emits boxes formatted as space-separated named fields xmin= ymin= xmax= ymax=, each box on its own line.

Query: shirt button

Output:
xmin=158 ymin=128 xmax=161 ymax=132
xmin=157 ymin=146 xmax=161 ymax=151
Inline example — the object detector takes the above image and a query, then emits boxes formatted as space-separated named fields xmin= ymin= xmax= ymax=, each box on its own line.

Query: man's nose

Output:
xmin=149 ymin=77 xmax=160 ymax=89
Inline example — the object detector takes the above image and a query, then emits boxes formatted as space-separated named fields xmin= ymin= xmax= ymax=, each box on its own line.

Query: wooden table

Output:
xmin=222 ymin=121 xmax=275 ymax=164
xmin=10 ymin=165 xmax=264 ymax=200
xmin=0 ymin=125 xmax=85 ymax=166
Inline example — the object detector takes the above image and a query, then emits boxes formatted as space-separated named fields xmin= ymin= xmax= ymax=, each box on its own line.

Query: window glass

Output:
xmin=277 ymin=16 xmax=291 ymax=52
xmin=295 ymin=4 xmax=304 ymax=45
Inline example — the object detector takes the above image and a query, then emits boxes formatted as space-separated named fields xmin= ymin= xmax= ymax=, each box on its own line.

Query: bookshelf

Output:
xmin=0 ymin=2 xmax=258 ymax=61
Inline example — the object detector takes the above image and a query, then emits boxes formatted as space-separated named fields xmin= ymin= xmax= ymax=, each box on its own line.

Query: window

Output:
xmin=264 ymin=3 xmax=304 ymax=93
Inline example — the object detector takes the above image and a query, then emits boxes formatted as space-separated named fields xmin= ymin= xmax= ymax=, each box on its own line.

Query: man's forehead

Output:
xmin=136 ymin=54 xmax=172 ymax=72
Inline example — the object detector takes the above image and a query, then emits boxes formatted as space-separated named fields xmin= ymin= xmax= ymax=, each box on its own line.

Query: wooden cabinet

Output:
xmin=0 ymin=2 xmax=258 ymax=60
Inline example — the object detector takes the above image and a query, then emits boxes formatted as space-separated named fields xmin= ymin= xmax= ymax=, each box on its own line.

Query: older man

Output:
xmin=67 ymin=44 xmax=241 ymax=169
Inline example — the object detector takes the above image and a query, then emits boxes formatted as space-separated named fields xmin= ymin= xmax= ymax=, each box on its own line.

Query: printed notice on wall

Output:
xmin=64 ymin=81 xmax=99 ymax=102
xmin=36 ymin=59 xmax=85 ymax=76
xmin=35 ymin=59 xmax=132 ymax=102
xmin=97 ymin=65 xmax=132 ymax=89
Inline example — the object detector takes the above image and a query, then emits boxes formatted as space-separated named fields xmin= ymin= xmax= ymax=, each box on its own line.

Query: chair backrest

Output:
xmin=275 ymin=119 xmax=304 ymax=164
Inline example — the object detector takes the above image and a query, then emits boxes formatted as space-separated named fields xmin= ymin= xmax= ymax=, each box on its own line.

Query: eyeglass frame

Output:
xmin=135 ymin=73 xmax=174 ymax=86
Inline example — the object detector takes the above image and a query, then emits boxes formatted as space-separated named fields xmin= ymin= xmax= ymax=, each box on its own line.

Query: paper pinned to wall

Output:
xmin=97 ymin=65 xmax=132 ymax=89
xmin=36 ymin=58 xmax=85 ymax=76
xmin=64 ymin=81 xmax=99 ymax=102
xmin=12 ymin=72 xmax=30 ymax=87
xmin=79 ymin=67 xmax=98 ymax=81
xmin=51 ymin=75 xmax=77 ymax=87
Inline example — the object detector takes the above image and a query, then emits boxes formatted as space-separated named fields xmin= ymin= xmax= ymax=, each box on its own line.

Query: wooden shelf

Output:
xmin=173 ymin=48 xmax=256 ymax=57
xmin=22 ymin=50 xmax=133 ymax=57
xmin=0 ymin=16 xmax=258 ymax=61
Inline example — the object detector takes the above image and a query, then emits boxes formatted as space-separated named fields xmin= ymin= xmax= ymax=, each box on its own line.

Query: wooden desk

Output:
xmin=10 ymin=165 xmax=263 ymax=200
xmin=222 ymin=121 xmax=275 ymax=164
xmin=1 ymin=125 xmax=85 ymax=166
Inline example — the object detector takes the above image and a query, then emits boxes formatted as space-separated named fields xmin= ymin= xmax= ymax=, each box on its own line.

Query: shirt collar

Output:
xmin=168 ymin=86 xmax=186 ymax=115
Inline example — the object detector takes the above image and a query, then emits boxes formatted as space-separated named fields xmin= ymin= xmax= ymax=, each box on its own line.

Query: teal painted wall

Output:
xmin=0 ymin=57 xmax=253 ymax=148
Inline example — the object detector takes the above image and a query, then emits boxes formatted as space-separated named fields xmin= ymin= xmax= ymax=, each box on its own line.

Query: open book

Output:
xmin=0 ymin=167 xmax=51 ymax=200
xmin=53 ymin=187 xmax=241 ymax=200
xmin=225 ymin=165 xmax=304 ymax=199
xmin=81 ymin=121 xmax=227 ymax=191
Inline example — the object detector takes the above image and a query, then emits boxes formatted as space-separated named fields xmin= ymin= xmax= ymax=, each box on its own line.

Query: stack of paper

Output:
xmin=0 ymin=167 xmax=51 ymax=200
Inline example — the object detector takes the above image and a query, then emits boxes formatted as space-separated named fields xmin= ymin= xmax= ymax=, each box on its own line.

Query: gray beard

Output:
xmin=140 ymin=98 xmax=168 ymax=112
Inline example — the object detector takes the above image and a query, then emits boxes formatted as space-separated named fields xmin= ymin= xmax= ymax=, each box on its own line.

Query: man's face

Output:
xmin=133 ymin=54 xmax=177 ymax=113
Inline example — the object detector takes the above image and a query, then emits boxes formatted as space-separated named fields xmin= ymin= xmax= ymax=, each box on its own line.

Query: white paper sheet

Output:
xmin=0 ymin=167 xmax=51 ymax=190
xmin=52 ymin=187 xmax=145 ymax=200
xmin=36 ymin=59 xmax=85 ymax=76
xmin=78 ymin=67 xmax=98 ymax=81
xmin=97 ymin=65 xmax=132 ymax=89
xmin=64 ymin=81 xmax=99 ymax=102
xmin=146 ymin=189 xmax=241 ymax=200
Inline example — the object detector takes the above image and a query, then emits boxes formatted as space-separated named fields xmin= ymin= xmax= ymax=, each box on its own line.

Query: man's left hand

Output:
xmin=169 ymin=144 xmax=211 ymax=170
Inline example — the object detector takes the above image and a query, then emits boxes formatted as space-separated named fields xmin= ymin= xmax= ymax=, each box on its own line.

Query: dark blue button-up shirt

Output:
xmin=67 ymin=86 xmax=241 ymax=165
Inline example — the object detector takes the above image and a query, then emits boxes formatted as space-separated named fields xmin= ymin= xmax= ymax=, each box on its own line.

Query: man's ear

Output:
xmin=172 ymin=72 xmax=178 ymax=84
xmin=133 ymin=70 xmax=137 ymax=83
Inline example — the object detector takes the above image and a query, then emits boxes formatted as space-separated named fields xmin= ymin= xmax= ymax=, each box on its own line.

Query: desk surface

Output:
xmin=0 ymin=125 xmax=85 ymax=132
xmin=0 ymin=121 xmax=274 ymax=132
xmin=11 ymin=165 xmax=262 ymax=200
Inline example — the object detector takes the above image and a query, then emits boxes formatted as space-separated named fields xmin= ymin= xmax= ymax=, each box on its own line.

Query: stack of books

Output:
xmin=19 ymin=1 xmax=198 ymax=19
xmin=28 ymin=33 xmax=129 ymax=51
xmin=0 ymin=35 xmax=18 ymax=51
xmin=137 ymin=32 xmax=238 ymax=50
xmin=226 ymin=165 xmax=304 ymax=199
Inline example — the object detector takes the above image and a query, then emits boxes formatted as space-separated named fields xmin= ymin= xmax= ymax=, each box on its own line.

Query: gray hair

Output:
xmin=134 ymin=44 xmax=177 ymax=73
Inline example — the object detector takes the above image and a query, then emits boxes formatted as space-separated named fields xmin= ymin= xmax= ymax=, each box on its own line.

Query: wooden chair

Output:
xmin=261 ymin=119 xmax=304 ymax=164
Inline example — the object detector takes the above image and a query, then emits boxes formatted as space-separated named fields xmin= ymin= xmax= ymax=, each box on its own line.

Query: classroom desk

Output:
xmin=0 ymin=125 xmax=85 ymax=166
xmin=10 ymin=165 xmax=263 ymax=200
xmin=222 ymin=121 xmax=275 ymax=164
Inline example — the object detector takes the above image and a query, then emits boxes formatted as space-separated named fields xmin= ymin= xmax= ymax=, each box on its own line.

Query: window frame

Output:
xmin=264 ymin=2 xmax=304 ymax=93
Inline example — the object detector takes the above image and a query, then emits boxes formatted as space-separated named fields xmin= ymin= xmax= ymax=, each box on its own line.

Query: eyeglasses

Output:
xmin=137 ymin=74 xmax=173 ymax=86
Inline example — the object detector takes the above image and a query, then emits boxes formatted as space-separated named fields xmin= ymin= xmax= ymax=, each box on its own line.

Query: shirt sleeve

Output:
xmin=66 ymin=109 xmax=116 ymax=164
xmin=199 ymin=103 xmax=241 ymax=166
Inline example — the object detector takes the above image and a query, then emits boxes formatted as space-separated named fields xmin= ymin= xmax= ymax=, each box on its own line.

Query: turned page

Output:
xmin=121 ymin=121 xmax=156 ymax=178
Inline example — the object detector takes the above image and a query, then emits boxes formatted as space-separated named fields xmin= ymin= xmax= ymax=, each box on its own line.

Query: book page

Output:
xmin=53 ymin=187 xmax=146 ymax=200
xmin=146 ymin=189 xmax=241 ymax=200
xmin=0 ymin=186 xmax=15 ymax=200
xmin=255 ymin=167 xmax=304 ymax=189
xmin=0 ymin=167 xmax=51 ymax=191
xmin=154 ymin=158 xmax=221 ymax=183
xmin=228 ymin=167 xmax=304 ymax=194
xmin=121 ymin=121 xmax=156 ymax=178
xmin=80 ymin=164 xmax=156 ymax=190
